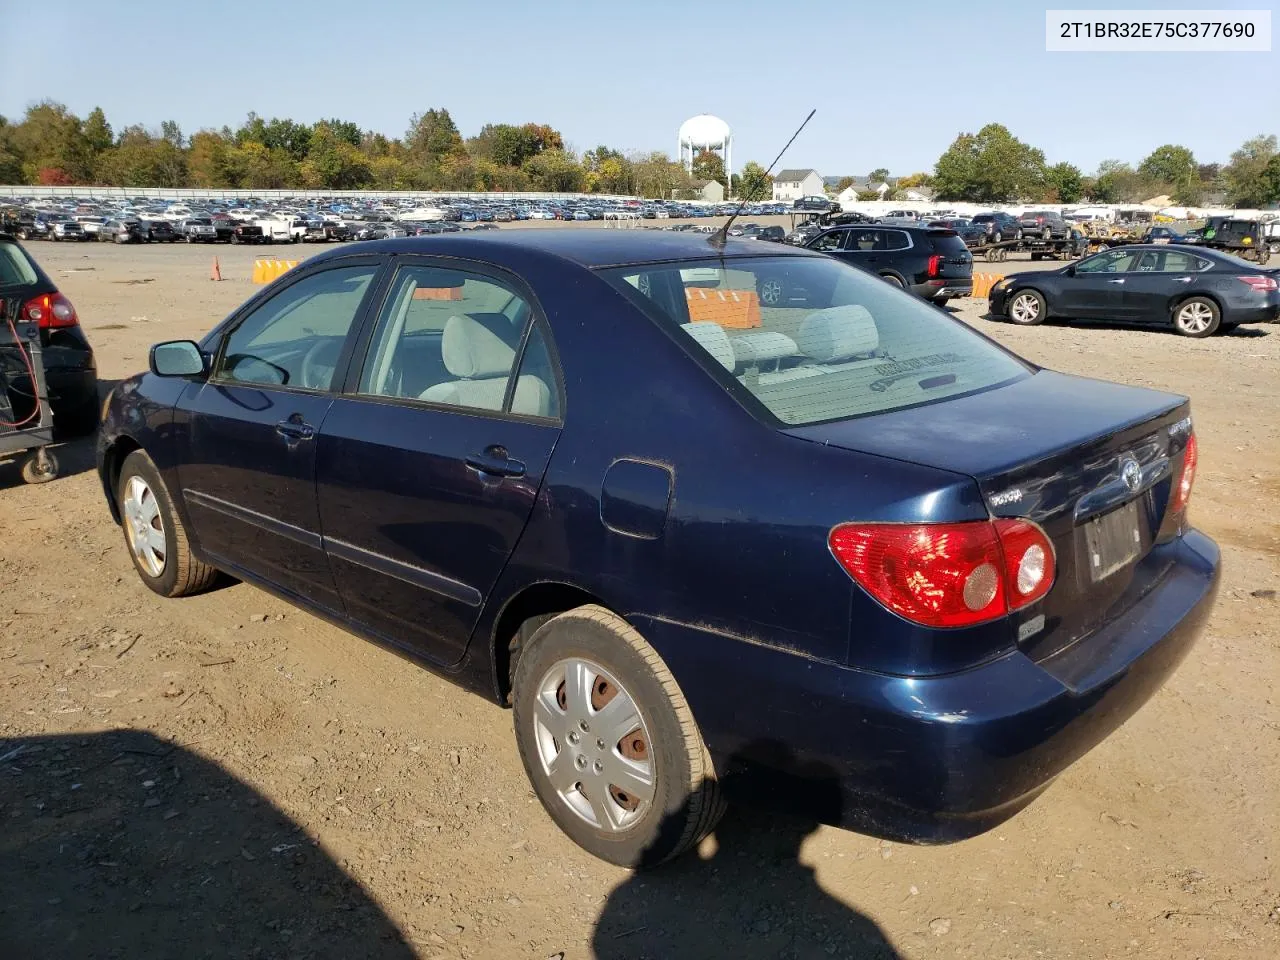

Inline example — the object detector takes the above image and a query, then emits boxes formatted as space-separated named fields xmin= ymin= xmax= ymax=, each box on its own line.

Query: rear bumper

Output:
xmin=913 ymin=279 xmax=973 ymax=301
xmin=634 ymin=529 xmax=1219 ymax=843
xmin=1227 ymin=300 xmax=1280 ymax=324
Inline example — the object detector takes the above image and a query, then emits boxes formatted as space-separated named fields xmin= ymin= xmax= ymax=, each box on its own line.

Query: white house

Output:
xmin=772 ymin=169 xmax=824 ymax=202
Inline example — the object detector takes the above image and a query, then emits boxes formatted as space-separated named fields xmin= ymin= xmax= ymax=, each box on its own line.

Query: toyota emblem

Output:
xmin=1121 ymin=458 xmax=1141 ymax=493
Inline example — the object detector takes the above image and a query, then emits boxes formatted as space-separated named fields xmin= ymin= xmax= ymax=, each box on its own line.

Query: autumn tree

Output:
xmin=691 ymin=149 xmax=726 ymax=186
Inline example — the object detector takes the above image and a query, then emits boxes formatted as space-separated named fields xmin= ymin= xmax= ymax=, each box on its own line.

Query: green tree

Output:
xmin=833 ymin=175 xmax=855 ymax=193
xmin=932 ymin=123 xmax=1046 ymax=202
xmin=691 ymin=149 xmax=726 ymax=186
xmin=867 ymin=167 xmax=890 ymax=185
xmin=96 ymin=127 xmax=187 ymax=187
xmin=187 ymin=130 xmax=236 ymax=187
xmin=1257 ymin=154 xmax=1280 ymax=206
xmin=1224 ymin=134 xmax=1278 ymax=207
xmin=738 ymin=161 xmax=773 ymax=201
xmin=406 ymin=108 xmax=465 ymax=168
xmin=10 ymin=101 xmax=93 ymax=182
xmin=160 ymin=120 xmax=185 ymax=149
xmin=323 ymin=118 xmax=364 ymax=147
xmin=300 ymin=122 xmax=373 ymax=189
xmin=83 ymin=107 xmax=113 ymax=155
xmin=1044 ymin=162 xmax=1083 ymax=203
xmin=522 ymin=148 xmax=583 ymax=192
xmin=1138 ymin=144 xmax=1197 ymax=187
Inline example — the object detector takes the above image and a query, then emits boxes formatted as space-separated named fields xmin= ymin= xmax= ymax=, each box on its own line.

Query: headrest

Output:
xmin=796 ymin=305 xmax=879 ymax=362
xmin=441 ymin=313 xmax=520 ymax=378
xmin=731 ymin=331 xmax=799 ymax=366
xmin=680 ymin=321 xmax=735 ymax=371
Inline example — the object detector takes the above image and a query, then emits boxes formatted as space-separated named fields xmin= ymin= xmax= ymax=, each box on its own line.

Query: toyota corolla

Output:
xmin=97 ymin=230 xmax=1219 ymax=866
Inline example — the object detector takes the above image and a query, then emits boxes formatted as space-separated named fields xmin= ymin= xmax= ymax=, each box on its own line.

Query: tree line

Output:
xmin=0 ymin=101 xmax=777 ymax=199
xmin=3 ymin=105 xmax=1277 ymax=209
xmin=900 ymin=123 xmax=1280 ymax=208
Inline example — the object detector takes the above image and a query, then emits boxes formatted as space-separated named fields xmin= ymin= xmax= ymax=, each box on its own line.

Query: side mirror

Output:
xmin=1063 ymin=264 xmax=1076 ymax=277
xmin=150 ymin=340 xmax=207 ymax=377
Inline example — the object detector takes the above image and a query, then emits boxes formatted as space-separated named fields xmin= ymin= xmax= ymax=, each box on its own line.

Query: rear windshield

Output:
xmin=928 ymin=232 xmax=969 ymax=254
xmin=603 ymin=256 xmax=1029 ymax=426
xmin=0 ymin=241 xmax=39 ymax=288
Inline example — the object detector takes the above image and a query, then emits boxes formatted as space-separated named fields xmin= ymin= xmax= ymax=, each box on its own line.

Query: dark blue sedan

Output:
xmin=97 ymin=230 xmax=1219 ymax=867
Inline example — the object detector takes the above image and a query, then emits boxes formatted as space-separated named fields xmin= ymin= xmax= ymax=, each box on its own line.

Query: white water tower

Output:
xmin=678 ymin=114 xmax=732 ymax=192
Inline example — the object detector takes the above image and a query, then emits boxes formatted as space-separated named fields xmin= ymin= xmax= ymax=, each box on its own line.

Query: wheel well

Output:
xmin=1170 ymin=291 xmax=1221 ymax=317
xmin=492 ymin=582 xmax=606 ymax=705
xmin=101 ymin=436 xmax=141 ymax=523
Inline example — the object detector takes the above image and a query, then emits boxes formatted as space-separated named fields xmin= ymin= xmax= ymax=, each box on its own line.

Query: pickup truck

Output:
xmin=256 ymin=217 xmax=307 ymax=244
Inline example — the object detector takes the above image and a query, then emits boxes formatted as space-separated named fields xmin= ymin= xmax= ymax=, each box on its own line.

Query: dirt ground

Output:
xmin=1 ymin=230 xmax=1278 ymax=960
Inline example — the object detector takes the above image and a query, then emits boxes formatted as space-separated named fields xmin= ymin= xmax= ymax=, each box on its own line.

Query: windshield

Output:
xmin=603 ymin=256 xmax=1029 ymax=425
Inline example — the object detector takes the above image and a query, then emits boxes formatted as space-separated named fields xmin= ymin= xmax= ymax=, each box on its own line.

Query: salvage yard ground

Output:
xmin=1 ymin=227 xmax=1278 ymax=960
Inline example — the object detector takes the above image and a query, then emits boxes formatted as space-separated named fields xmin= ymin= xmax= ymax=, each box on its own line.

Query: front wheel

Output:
xmin=117 ymin=449 xmax=219 ymax=597
xmin=1172 ymin=297 xmax=1220 ymax=338
xmin=1007 ymin=289 xmax=1047 ymax=325
xmin=512 ymin=606 xmax=724 ymax=868
xmin=757 ymin=277 xmax=786 ymax=306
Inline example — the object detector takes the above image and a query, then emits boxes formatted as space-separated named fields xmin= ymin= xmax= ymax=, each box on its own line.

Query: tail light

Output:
xmin=1237 ymin=275 xmax=1278 ymax=294
xmin=828 ymin=519 xmax=1056 ymax=629
xmin=1170 ymin=432 xmax=1197 ymax=514
xmin=22 ymin=292 xmax=79 ymax=329
xmin=926 ymin=254 xmax=942 ymax=278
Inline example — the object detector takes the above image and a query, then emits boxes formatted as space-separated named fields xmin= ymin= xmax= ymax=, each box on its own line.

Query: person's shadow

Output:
xmin=0 ymin=729 xmax=416 ymax=959
xmin=593 ymin=744 xmax=904 ymax=960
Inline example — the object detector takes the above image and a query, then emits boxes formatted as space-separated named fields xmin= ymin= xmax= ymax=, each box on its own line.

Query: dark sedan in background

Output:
xmin=97 ymin=230 xmax=1216 ymax=867
xmin=0 ymin=234 xmax=99 ymax=434
xmin=989 ymin=244 xmax=1280 ymax=337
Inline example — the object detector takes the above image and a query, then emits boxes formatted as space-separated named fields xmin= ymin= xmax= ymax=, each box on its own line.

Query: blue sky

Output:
xmin=1 ymin=0 xmax=1275 ymax=177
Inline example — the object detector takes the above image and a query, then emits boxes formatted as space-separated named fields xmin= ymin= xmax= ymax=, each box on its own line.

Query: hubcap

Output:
xmin=1011 ymin=293 xmax=1040 ymax=322
xmin=759 ymin=279 xmax=782 ymax=305
xmin=1178 ymin=302 xmax=1213 ymax=333
xmin=532 ymin=658 xmax=655 ymax=833
xmin=122 ymin=476 xmax=166 ymax=577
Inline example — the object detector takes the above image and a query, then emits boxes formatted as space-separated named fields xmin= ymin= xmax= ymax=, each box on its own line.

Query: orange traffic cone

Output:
xmin=210 ymin=257 xmax=222 ymax=281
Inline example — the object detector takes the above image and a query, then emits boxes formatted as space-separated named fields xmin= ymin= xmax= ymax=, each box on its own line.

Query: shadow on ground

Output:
xmin=594 ymin=746 xmax=903 ymax=960
xmin=0 ymin=730 xmax=416 ymax=959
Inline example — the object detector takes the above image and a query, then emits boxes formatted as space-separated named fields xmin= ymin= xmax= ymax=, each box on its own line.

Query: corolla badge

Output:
xmin=1121 ymin=457 xmax=1141 ymax=492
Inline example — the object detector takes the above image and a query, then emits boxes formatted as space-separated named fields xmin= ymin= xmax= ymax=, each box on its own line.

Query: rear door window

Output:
xmin=0 ymin=241 xmax=39 ymax=288
xmin=604 ymin=256 xmax=1029 ymax=425
xmin=881 ymin=230 xmax=911 ymax=251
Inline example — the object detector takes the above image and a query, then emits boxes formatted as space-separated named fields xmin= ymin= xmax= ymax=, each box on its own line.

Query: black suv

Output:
xmin=761 ymin=225 xmax=974 ymax=306
xmin=1018 ymin=210 xmax=1070 ymax=240
xmin=969 ymin=212 xmax=1023 ymax=244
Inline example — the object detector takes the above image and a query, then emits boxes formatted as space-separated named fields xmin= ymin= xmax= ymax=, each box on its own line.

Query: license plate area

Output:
xmin=1085 ymin=499 xmax=1141 ymax=582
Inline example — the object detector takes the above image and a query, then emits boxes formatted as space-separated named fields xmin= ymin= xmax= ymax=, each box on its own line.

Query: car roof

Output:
xmin=310 ymin=227 xmax=824 ymax=270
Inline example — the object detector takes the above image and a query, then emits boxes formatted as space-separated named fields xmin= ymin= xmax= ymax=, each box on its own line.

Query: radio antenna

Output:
xmin=708 ymin=108 xmax=816 ymax=250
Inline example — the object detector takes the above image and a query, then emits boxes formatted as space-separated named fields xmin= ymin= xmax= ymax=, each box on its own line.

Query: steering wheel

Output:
xmin=299 ymin=339 xmax=342 ymax=390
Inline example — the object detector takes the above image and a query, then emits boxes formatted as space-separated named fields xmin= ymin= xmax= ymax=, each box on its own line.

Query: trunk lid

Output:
xmin=783 ymin=370 xmax=1191 ymax=662
xmin=926 ymin=231 xmax=973 ymax=279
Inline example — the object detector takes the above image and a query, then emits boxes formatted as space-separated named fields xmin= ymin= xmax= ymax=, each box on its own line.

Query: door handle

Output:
xmin=275 ymin=419 xmax=316 ymax=441
xmin=1106 ymin=278 xmax=1125 ymax=284
xmin=1174 ymin=276 xmax=1193 ymax=283
xmin=466 ymin=447 xmax=526 ymax=479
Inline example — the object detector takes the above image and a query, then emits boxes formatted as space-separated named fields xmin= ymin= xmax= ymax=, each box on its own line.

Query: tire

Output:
xmin=511 ymin=605 xmax=724 ymax=868
xmin=934 ymin=297 xmax=950 ymax=309
xmin=992 ymin=231 xmax=1003 ymax=244
xmin=881 ymin=273 xmax=905 ymax=289
xmin=757 ymin=277 xmax=786 ymax=306
xmin=1172 ymin=296 xmax=1220 ymax=338
xmin=1042 ymin=228 xmax=1052 ymax=240
xmin=1269 ymin=241 xmax=1280 ymax=255
xmin=116 ymin=449 xmax=218 ymax=598
xmin=1030 ymin=252 xmax=1042 ymax=261
xmin=21 ymin=450 xmax=58 ymax=484
xmin=1007 ymin=289 xmax=1047 ymax=325
xmin=1015 ymin=229 xmax=1024 ymax=240
xmin=231 ymin=233 xmax=240 ymax=244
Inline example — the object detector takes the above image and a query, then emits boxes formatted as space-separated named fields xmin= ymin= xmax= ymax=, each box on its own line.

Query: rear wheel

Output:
xmin=1172 ymin=297 xmax=1220 ymax=338
xmin=881 ymin=273 xmax=905 ymax=289
xmin=512 ymin=606 xmax=724 ymax=868
xmin=117 ymin=449 xmax=218 ymax=598
xmin=1007 ymin=289 xmax=1047 ymax=325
